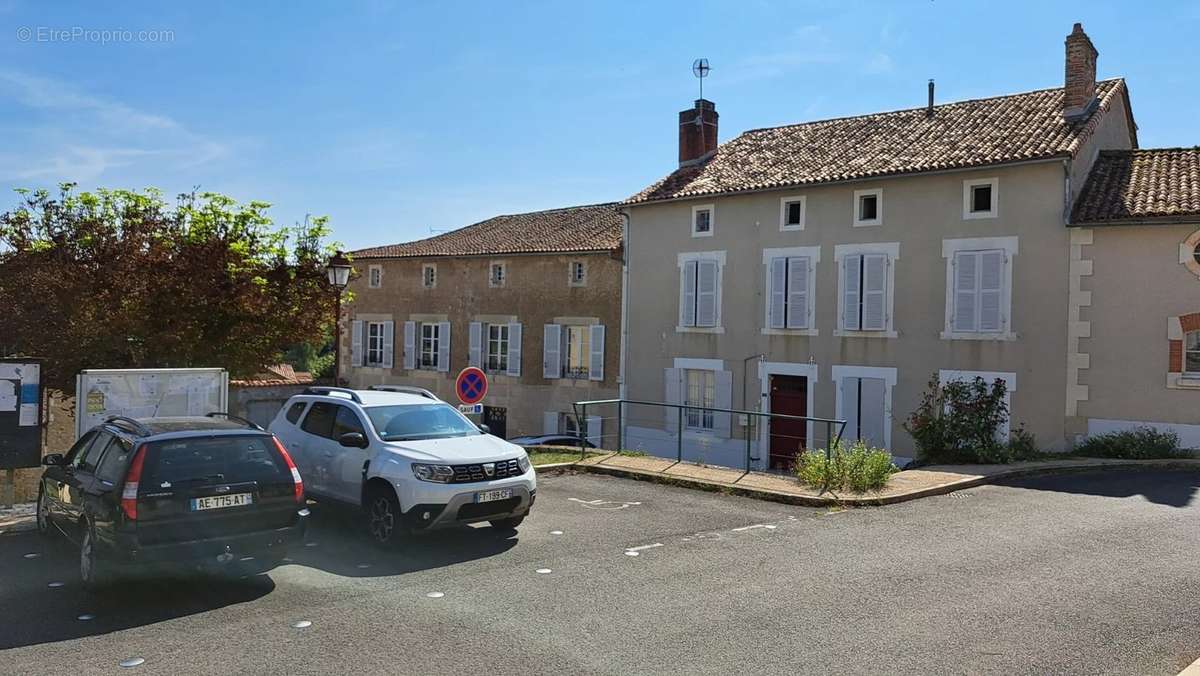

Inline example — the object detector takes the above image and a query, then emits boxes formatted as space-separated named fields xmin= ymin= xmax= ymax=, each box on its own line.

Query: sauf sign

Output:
xmin=456 ymin=367 xmax=487 ymax=415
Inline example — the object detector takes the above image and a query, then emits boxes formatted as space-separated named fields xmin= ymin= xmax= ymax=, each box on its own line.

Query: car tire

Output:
xmin=364 ymin=487 xmax=406 ymax=549
xmin=489 ymin=515 xmax=525 ymax=530
xmin=79 ymin=520 xmax=112 ymax=591
xmin=35 ymin=484 xmax=51 ymax=536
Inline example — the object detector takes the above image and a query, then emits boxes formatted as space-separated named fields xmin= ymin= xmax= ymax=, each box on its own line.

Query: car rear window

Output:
xmin=140 ymin=435 xmax=290 ymax=487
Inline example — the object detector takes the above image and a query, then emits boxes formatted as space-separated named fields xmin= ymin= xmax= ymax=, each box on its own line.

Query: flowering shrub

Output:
xmin=904 ymin=374 xmax=1038 ymax=464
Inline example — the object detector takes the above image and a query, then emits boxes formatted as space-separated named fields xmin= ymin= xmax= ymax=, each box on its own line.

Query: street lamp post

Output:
xmin=325 ymin=250 xmax=352 ymax=385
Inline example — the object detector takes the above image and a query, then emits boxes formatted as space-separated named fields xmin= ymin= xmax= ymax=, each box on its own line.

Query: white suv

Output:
xmin=268 ymin=386 xmax=535 ymax=546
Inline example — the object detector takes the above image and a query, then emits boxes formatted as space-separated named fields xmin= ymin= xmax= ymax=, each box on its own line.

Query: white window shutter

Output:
xmin=840 ymin=377 xmax=861 ymax=445
xmin=543 ymin=411 xmax=559 ymax=435
xmin=712 ymin=370 xmax=733 ymax=438
xmin=842 ymin=255 xmax=861 ymax=331
xmin=664 ymin=368 xmax=683 ymax=431
xmin=768 ymin=257 xmax=786 ymax=329
xmin=859 ymin=377 xmax=887 ymax=449
xmin=351 ymin=320 xmax=363 ymax=367
xmin=381 ymin=320 xmax=394 ymax=368
xmin=979 ymin=250 xmax=1004 ymax=332
xmin=468 ymin=322 xmax=482 ymax=368
xmin=587 ymin=416 xmax=602 ymax=447
xmin=507 ymin=322 xmax=522 ymax=376
xmin=543 ymin=324 xmax=561 ymax=379
xmin=437 ymin=321 xmax=451 ymax=372
xmin=862 ymin=254 xmax=887 ymax=331
xmin=954 ymin=252 xmax=979 ymax=333
xmin=681 ymin=261 xmax=697 ymax=327
xmin=588 ymin=324 xmax=605 ymax=381
xmin=786 ymin=257 xmax=809 ymax=329
xmin=696 ymin=260 xmax=718 ymax=327
xmin=402 ymin=321 xmax=416 ymax=370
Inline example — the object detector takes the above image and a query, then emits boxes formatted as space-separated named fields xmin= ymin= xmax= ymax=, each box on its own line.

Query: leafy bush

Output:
xmin=795 ymin=440 xmax=897 ymax=493
xmin=1073 ymin=427 xmax=1187 ymax=459
xmin=904 ymin=374 xmax=1037 ymax=464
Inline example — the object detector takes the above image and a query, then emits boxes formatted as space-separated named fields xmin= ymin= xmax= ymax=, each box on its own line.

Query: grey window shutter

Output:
xmin=861 ymin=254 xmax=887 ymax=331
xmin=664 ymin=368 xmax=683 ymax=431
xmin=543 ymin=411 xmax=559 ymax=435
xmin=507 ymin=322 xmax=522 ymax=376
xmin=954 ymin=252 xmax=979 ymax=332
xmin=381 ymin=320 xmax=394 ymax=368
xmin=839 ymin=377 xmax=861 ymax=447
xmin=696 ymin=260 xmax=718 ymax=327
xmin=587 ymin=416 xmax=602 ymax=447
xmin=842 ymin=255 xmax=861 ymax=331
xmin=351 ymin=320 xmax=364 ymax=367
xmin=402 ymin=321 xmax=416 ymax=369
xmin=979 ymin=250 xmax=1004 ymax=332
xmin=859 ymin=377 xmax=887 ymax=449
xmin=542 ymin=324 xmax=561 ymax=379
xmin=681 ymin=261 xmax=697 ymax=326
xmin=786 ymin=257 xmax=809 ymax=329
xmin=712 ymin=370 xmax=733 ymax=438
xmin=768 ymin=257 xmax=786 ymax=329
xmin=436 ymin=321 xmax=451 ymax=372
xmin=468 ymin=321 xmax=482 ymax=368
xmin=588 ymin=324 xmax=605 ymax=381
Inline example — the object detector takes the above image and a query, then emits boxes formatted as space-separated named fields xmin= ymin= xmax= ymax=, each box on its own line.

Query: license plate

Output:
xmin=191 ymin=493 xmax=253 ymax=511
xmin=475 ymin=488 xmax=512 ymax=503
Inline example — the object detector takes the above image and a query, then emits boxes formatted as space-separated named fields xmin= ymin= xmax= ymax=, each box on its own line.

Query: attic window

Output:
xmin=489 ymin=262 xmax=507 ymax=287
xmin=853 ymin=189 xmax=882 ymax=227
xmin=779 ymin=196 xmax=806 ymax=231
xmin=963 ymin=178 xmax=999 ymax=219
xmin=422 ymin=264 xmax=436 ymax=288
xmin=691 ymin=204 xmax=714 ymax=237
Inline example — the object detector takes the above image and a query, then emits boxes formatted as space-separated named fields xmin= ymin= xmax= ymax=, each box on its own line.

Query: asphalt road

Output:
xmin=2 ymin=469 xmax=1200 ymax=675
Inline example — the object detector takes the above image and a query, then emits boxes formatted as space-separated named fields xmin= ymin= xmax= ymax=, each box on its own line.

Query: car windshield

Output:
xmin=365 ymin=403 xmax=482 ymax=441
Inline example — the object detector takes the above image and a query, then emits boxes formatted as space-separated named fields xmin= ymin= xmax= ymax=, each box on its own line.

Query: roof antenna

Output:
xmin=692 ymin=58 xmax=710 ymax=103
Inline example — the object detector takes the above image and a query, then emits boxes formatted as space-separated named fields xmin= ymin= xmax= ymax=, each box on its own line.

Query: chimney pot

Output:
xmin=1063 ymin=22 xmax=1098 ymax=121
xmin=926 ymin=79 xmax=935 ymax=118
xmin=679 ymin=99 xmax=718 ymax=166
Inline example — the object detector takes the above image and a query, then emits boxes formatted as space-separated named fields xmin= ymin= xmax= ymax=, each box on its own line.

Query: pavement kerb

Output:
xmin=543 ymin=456 xmax=1200 ymax=508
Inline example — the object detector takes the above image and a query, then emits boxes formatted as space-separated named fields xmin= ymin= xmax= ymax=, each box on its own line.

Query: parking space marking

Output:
xmin=625 ymin=543 xmax=663 ymax=553
xmin=568 ymin=497 xmax=642 ymax=510
xmin=426 ymin=591 xmax=445 ymax=598
xmin=291 ymin=620 xmax=313 ymax=629
xmin=730 ymin=524 xmax=777 ymax=532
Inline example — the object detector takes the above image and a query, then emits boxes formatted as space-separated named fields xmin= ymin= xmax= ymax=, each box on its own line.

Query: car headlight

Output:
xmin=517 ymin=453 xmax=531 ymax=473
xmin=411 ymin=463 xmax=454 ymax=483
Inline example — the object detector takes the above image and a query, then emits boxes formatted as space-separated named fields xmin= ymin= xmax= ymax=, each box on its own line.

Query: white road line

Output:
xmin=625 ymin=542 xmax=664 ymax=553
xmin=731 ymin=524 xmax=777 ymax=532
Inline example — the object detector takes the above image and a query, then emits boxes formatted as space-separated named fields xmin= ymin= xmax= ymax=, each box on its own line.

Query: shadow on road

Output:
xmin=993 ymin=469 xmax=1200 ymax=507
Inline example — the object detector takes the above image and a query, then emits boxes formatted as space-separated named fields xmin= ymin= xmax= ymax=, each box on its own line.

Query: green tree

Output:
xmin=0 ymin=183 xmax=339 ymax=394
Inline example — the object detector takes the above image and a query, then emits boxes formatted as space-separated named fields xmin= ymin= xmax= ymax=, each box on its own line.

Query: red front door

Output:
xmin=769 ymin=375 xmax=807 ymax=470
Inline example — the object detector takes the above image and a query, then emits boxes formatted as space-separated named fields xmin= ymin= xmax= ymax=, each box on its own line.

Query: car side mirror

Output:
xmin=41 ymin=453 xmax=65 ymax=466
xmin=477 ymin=424 xmax=490 ymax=435
xmin=339 ymin=432 xmax=368 ymax=448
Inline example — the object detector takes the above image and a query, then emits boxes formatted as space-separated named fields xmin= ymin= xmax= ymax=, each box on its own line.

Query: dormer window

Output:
xmin=853 ymin=189 xmax=882 ymax=227
xmin=691 ymin=204 xmax=714 ymax=237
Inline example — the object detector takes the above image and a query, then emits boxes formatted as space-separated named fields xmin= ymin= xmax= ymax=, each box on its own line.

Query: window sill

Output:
xmin=780 ymin=223 xmax=805 ymax=232
xmin=761 ymin=328 xmax=818 ymax=337
xmin=1167 ymin=373 xmax=1200 ymax=390
xmin=963 ymin=211 xmax=998 ymax=220
xmin=676 ymin=325 xmax=725 ymax=334
xmin=835 ymin=329 xmax=898 ymax=339
xmin=940 ymin=331 xmax=1018 ymax=342
xmin=852 ymin=220 xmax=882 ymax=228
xmin=690 ymin=230 xmax=714 ymax=238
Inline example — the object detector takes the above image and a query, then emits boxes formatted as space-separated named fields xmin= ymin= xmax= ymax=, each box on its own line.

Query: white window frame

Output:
xmin=489 ymin=261 xmax=507 ymax=288
xmin=779 ymin=195 xmax=807 ymax=232
xmin=762 ymin=246 xmax=820 ymax=336
xmin=962 ymin=177 xmax=999 ymax=220
xmin=367 ymin=264 xmax=383 ymax=289
xmin=365 ymin=321 xmax=386 ymax=366
xmin=691 ymin=203 xmax=715 ymax=238
xmin=485 ymin=323 xmax=509 ymax=373
xmin=683 ymin=368 xmax=716 ymax=430
xmin=852 ymin=188 xmax=883 ymax=227
xmin=938 ymin=369 xmax=1016 ymax=442
xmin=422 ymin=264 xmax=437 ymax=289
xmin=676 ymin=250 xmax=726 ymax=333
xmin=1178 ymin=229 xmax=1200 ymax=279
xmin=831 ymin=365 xmax=897 ymax=450
xmin=834 ymin=242 xmax=898 ymax=338
xmin=673 ymin=357 xmax=724 ymax=432
xmin=563 ymin=325 xmax=590 ymax=379
xmin=419 ymin=322 xmax=440 ymax=370
xmin=941 ymin=236 xmax=1018 ymax=341
xmin=1186 ymin=330 xmax=1200 ymax=377
xmin=569 ymin=260 xmax=587 ymax=287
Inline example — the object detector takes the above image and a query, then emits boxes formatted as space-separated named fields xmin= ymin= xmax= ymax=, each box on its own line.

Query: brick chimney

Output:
xmin=679 ymin=99 xmax=718 ymax=166
xmin=1063 ymin=23 xmax=1098 ymax=122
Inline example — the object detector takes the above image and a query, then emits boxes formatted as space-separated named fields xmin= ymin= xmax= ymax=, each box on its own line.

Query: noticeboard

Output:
xmin=74 ymin=368 xmax=228 ymax=440
xmin=0 ymin=359 xmax=44 ymax=470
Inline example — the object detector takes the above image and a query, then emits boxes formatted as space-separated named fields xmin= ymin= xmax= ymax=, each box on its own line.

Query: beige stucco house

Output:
xmin=619 ymin=23 xmax=1198 ymax=466
xmin=340 ymin=203 xmax=622 ymax=443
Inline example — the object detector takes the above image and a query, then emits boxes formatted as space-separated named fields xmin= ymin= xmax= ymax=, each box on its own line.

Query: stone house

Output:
xmin=340 ymin=203 xmax=622 ymax=443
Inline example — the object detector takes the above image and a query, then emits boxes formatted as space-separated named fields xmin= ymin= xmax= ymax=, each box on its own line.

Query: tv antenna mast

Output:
xmin=692 ymin=58 xmax=710 ymax=100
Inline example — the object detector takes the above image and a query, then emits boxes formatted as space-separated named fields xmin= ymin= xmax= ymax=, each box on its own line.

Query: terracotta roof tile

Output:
xmin=352 ymin=202 xmax=622 ymax=259
xmin=627 ymin=79 xmax=1130 ymax=204
xmin=1072 ymin=148 xmax=1200 ymax=224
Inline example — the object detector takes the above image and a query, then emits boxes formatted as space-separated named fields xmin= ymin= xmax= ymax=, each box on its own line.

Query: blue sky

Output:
xmin=1 ymin=1 xmax=1197 ymax=251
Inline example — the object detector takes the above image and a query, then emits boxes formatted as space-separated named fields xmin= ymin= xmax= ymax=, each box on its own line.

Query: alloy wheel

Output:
xmin=368 ymin=496 xmax=395 ymax=543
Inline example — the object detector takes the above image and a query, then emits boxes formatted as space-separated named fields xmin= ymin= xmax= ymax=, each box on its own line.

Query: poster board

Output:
xmin=0 ymin=359 xmax=44 ymax=469
xmin=74 ymin=368 xmax=228 ymax=440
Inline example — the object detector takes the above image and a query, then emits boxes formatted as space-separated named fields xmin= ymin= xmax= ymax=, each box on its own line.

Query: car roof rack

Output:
xmin=104 ymin=415 xmax=153 ymax=437
xmin=301 ymin=386 xmax=363 ymax=404
xmin=367 ymin=384 xmax=439 ymax=400
xmin=205 ymin=412 xmax=265 ymax=431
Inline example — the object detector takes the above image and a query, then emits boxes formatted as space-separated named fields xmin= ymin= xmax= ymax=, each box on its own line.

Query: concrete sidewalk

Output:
xmin=558 ymin=453 xmax=1200 ymax=507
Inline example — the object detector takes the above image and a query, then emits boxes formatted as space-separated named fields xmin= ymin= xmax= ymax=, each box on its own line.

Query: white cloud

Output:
xmin=863 ymin=53 xmax=894 ymax=75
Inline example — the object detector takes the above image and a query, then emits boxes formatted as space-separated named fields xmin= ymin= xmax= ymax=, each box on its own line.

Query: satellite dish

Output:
xmin=692 ymin=58 xmax=710 ymax=100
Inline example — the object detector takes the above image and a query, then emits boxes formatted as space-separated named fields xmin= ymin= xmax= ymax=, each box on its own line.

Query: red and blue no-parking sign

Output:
xmin=455 ymin=367 xmax=488 ymax=405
